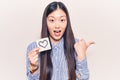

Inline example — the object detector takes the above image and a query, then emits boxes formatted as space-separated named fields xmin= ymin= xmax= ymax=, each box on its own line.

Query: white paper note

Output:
xmin=36 ymin=37 xmax=51 ymax=52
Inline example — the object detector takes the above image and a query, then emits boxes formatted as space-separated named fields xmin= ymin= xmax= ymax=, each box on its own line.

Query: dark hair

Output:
xmin=40 ymin=1 xmax=76 ymax=80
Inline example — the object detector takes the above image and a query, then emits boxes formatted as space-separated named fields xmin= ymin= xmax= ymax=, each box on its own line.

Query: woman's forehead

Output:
xmin=47 ymin=8 xmax=66 ymax=18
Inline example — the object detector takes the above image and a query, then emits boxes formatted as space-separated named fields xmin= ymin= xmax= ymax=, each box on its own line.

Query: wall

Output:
xmin=0 ymin=0 xmax=120 ymax=80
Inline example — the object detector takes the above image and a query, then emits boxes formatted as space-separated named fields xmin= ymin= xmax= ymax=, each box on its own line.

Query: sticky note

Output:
xmin=36 ymin=37 xmax=51 ymax=52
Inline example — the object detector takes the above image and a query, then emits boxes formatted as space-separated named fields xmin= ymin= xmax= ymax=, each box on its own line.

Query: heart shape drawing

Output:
xmin=38 ymin=40 xmax=48 ymax=48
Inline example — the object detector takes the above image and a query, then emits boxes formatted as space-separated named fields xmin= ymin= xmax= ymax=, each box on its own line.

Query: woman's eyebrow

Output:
xmin=47 ymin=16 xmax=55 ymax=18
xmin=60 ymin=16 xmax=67 ymax=18
xmin=48 ymin=15 xmax=66 ymax=18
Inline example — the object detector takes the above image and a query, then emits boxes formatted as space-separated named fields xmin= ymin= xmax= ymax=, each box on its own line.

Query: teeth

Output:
xmin=54 ymin=30 xmax=61 ymax=33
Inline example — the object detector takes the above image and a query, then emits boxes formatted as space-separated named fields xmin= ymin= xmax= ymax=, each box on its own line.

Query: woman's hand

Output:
xmin=28 ymin=48 xmax=39 ymax=74
xmin=74 ymin=39 xmax=95 ymax=61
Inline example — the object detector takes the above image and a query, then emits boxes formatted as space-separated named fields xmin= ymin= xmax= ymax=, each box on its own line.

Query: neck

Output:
xmin=49 ymin=36 xmax=61 ymax=45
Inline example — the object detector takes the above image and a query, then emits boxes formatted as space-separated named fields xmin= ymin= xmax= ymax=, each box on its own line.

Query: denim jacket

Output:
xmin=26 ymin=38 xmax=89 ymax=80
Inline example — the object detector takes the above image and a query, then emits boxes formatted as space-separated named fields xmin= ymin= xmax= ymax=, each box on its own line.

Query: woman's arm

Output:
xmin=74 ymin=39 xmax=94 ymax=80
xmin=26 ymin=42 xmax=40 ymax=80
xmin=76 ymin=58 xmax=89 ymax=80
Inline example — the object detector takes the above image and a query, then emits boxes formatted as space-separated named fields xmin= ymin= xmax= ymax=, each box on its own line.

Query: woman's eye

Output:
xmin=49 ymin=19 xmax=54 ymax=22
xmin=60 ymin=19 xmax=65 ymax=22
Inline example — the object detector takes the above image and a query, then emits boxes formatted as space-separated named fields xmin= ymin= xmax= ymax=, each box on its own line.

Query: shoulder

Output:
xmin=27 ymin=41 xmax=37 ymax=53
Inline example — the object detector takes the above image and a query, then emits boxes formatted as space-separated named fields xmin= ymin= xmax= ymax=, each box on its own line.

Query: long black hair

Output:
xmin=40 ymin=1 xmax=76 ymax=80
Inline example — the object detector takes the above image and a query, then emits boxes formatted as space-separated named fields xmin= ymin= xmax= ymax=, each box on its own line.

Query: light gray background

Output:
xmin=0 ymin=0 xmax=120 ymax=80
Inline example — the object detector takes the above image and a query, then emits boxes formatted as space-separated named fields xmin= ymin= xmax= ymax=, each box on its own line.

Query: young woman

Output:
xmin=26 ymin=1 xmax=94 ymax=80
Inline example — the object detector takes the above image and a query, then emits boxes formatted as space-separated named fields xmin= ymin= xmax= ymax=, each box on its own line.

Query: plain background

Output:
xmin=0 ymin=0 xmax=120 ymax=80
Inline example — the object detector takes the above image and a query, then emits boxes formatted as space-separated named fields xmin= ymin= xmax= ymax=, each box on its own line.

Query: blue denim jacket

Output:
xmin=26 ymin=38 xmax=89 ymax=80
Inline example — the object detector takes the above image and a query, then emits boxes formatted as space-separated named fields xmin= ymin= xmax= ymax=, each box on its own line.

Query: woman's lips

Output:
xmin=54 ymin=30 xmax=61 ymax=37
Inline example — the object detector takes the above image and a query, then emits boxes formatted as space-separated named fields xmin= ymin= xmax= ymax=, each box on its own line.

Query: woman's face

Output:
xmin=47 ymin=8 xmax=67 ymax=44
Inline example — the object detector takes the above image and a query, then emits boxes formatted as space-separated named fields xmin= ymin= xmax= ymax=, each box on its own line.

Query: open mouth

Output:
xmin=54 ymin=30 xmax=61 ymax=33
xmin=53 ymin=30 xmax=61 ymax=37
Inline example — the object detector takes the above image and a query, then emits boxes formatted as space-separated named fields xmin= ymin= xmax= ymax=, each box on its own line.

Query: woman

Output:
xmin=26 ymin=1 xmax=94 ymax=80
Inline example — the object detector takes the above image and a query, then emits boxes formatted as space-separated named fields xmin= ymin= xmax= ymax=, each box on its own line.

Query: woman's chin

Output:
xmin=53 ymin=36 xmax=62 ymax=41
xmin=50 ymin=35 xmax=62 ymax=43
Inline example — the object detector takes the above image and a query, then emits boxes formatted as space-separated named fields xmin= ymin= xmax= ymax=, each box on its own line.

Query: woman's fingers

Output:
xmin=86 ymin=41 xmax=95 ymax=47
xmin=28 ymin=48 xmax=39 ymax=57
xmin=33 ymin=47 xmax=39 ymax=52
xmin=30 ymin=55 xmax=38 ymax=63
xmin=74 ymin=39 xmax=95 ymax=61
xmin=28 ymin=47 xmax=40 ymax=65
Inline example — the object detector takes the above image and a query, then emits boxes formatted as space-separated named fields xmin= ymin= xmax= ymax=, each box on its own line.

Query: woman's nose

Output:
xmin=55 ymin=21 xmax=60 ymax=28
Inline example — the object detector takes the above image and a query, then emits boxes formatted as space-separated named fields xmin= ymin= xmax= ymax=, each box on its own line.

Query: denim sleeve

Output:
xmin=26 ymin=42 xmax=40 ymax=80
xmin=76 ymin=58 xmax=89 ymax=80
xmin=75 ymin=38 xmax=89 ymax=80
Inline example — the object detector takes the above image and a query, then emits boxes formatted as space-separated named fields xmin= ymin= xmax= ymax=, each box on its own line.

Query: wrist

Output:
xmin=77 ymin=56 xmax=86 ymax=61
xmin=30 ymin=63 xmax=38 ymax=74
